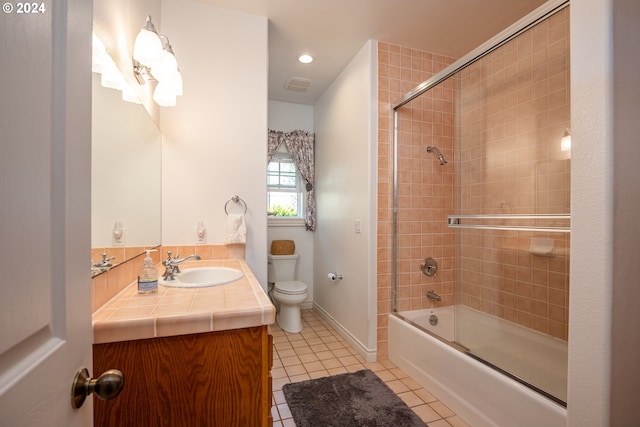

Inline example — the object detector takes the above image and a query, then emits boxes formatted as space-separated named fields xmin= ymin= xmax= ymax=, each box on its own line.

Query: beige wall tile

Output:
xmin=378 ymin=9 xmax=571 ymax=351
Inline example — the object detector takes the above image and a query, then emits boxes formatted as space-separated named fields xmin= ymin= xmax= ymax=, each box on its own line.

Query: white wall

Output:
xmin=268 ymin=101 xmax=315 ymax=303
xmin=269 ymin=100 xmax=314 ymax=131
xmin=568 ymin=2 xmax=611 ymax=423
xmin=313 ymin=40 xmax=378 ymax=360
xmin=568 ymin=1 xmax=640 ymax=425
xmin=160 ymin=0 xmax=269 ymax=286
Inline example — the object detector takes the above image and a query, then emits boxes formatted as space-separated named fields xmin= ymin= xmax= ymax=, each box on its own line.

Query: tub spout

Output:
xmin=426 ymin=290 xmax=441 ymax=302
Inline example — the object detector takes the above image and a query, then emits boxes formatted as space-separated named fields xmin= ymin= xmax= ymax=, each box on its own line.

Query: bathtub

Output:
xmin=389 ymin=306 xmax=567 ymax=427
xmin=399 ymin=306 xmax=456 ymax=342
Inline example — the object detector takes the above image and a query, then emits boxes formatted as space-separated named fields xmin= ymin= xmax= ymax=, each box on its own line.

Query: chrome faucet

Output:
xmin=162 ymin=251 xmax=201 ymax=281
xmin=426 ymin=290 xmax=441 ymax=302
xmin=93 ymin=253 xmax=115 ymax=268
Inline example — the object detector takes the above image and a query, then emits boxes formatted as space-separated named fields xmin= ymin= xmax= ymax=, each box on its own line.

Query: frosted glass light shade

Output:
xmin=100 ymin=60 xmax=125 ymax=91
xmin=92 ymin=33 xmax=109 ymax=74
xmin=560 ymin=128 xmax=571 ymax=152
xmin=150 ymin=50 xmax=178 ymax=81
xmin=121 ymin=85 xmax=142 ymax=104
xmin=92 ymin=32 xmax=140 ymax=103
xmin=150 ymin=46 xmax=182 ymax=101
xmin=130 ymin=18 xmax=183 ymax=107
xmin=175 ymin=70 xmax=183 ymax=96
xmin=153 ymin=80 xmax=177 ymax=107
xmin=133 ymin=17 xmax=163 ymax=69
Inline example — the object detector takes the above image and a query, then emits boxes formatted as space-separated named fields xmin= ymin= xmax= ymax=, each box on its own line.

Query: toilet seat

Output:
xmin=274 ymin=280 xmax=307 ymax=295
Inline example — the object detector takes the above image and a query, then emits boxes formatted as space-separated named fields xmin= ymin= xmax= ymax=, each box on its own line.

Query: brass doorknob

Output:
xmin=71 ymin=367 xmax=124 ymax=409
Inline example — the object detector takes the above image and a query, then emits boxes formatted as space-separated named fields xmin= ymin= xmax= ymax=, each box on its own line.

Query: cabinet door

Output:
xmin=94 ymin=327 xmax=269 ymax=427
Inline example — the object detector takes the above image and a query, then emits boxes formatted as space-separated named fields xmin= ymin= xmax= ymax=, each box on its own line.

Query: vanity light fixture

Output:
xmin=92 ymin=32 xmax=141 ymax=104
xmin=133 ymin=16 xmax=164 ymax=79
xmin=560 ymin=128 xmax=571 ymax=152
xmin=298 ymin=54 xmax=314 ymax=64
xmin=133 ymin=16 xmax=183 ymax=107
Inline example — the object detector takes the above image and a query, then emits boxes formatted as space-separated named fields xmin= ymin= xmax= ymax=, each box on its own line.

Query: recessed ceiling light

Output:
xmin=298 ymin=54 xmax=314 ymax=64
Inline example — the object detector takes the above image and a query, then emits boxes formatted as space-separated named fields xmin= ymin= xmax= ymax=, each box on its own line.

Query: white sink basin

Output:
xmin=159 ymin=267 xmax=243 ymax=288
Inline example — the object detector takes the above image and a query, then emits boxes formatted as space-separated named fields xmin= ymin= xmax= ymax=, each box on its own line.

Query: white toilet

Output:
xmin=268 ymin=254 xmax=308 ymax=333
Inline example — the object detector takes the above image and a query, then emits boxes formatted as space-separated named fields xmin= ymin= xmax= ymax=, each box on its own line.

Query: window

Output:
xmin=268 ymin=152 xmax=304 ymax=218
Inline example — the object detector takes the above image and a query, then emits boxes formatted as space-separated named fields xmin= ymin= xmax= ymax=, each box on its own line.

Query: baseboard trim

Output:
xmin=312 ymin=303 xmax=377 ymax=362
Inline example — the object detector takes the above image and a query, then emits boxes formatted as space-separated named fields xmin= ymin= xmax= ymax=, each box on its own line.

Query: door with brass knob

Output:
xmin=0 ymin=2 xmax=94 ymax=426
xmin=71 ymin=368 xmax=125 ymax=409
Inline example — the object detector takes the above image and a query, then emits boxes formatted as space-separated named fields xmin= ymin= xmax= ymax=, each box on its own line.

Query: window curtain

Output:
xmin=268 ymin=129 xmax=316 ymax=231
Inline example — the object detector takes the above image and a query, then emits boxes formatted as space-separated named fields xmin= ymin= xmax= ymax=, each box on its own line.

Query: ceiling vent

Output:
xmin=285 ymin=77 xmax=312 ymax=92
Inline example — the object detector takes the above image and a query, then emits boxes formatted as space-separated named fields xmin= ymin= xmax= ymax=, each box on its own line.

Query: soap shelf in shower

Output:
xmin=447 ymin=214 xmax=570 ymax=233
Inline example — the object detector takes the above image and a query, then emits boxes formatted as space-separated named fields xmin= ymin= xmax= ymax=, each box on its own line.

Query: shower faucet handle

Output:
xmin=421 ymin=257 xmax=438 ymax=277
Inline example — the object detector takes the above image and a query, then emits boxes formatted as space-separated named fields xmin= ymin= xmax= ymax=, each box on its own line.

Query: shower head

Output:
xmin=426 ymin=146 xmax=448 ymax=165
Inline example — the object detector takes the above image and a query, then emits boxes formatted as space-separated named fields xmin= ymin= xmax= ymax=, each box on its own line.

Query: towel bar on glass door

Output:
xmin=224 ymin=195 xmax=247 ymax=215
xmin=447 ymin=214 xmax=570 ymax=233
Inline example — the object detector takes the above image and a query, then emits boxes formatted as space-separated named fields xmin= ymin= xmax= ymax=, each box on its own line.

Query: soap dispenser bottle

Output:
xmin=138 ymin=249 xmax=158 ymax=294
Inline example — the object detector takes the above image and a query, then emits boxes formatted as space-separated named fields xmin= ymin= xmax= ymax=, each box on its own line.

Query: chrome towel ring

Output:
xmin=224 ymin=195 xmax=247 ymax=215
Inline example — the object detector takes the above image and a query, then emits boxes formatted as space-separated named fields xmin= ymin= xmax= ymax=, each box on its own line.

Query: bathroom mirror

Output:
xmin=91 ymin=72 xmax=162 ymax=275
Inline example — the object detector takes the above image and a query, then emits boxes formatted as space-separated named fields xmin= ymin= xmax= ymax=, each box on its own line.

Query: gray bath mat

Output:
xmin=283 ymin=369 xmax=428 ymax=427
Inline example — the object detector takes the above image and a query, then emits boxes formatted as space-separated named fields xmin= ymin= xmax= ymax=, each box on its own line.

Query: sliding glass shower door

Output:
xmin=393 ymin=3 xmax=571 ymax=404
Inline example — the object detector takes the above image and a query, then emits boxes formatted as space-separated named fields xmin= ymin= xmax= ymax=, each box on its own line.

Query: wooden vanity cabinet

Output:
xmin=93 ymin=326 xmax=273 ymax=427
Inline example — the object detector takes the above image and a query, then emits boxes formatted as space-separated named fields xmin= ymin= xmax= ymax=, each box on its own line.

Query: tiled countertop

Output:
xmin=92 ymin=259 xmax=275 ymax=344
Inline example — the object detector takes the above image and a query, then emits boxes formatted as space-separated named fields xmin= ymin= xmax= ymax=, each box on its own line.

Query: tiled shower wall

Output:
xmin=377 ymin=42 xmax=456 ymax=358
xmin=456 ymin=7 xmax=571 ymax=340
xmin=393 ymin=67 xmax=457 ymax=312
xmin=377 ymin=7 xmax=571 ymax=356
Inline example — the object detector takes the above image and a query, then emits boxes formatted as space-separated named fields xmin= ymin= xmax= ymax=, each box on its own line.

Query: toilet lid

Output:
xmin=275 ymin=280 xmax=307 ymax=294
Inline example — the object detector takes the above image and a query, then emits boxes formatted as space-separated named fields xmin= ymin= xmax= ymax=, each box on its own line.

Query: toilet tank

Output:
xmin=267 ymin=254 xmax=298 ymax=283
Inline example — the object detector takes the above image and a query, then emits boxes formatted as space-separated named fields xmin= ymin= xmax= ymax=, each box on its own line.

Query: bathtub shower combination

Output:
xmin=388 ymin=1 xmax=570 ymax=426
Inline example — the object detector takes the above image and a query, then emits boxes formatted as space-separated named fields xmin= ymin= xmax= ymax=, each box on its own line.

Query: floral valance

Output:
xmin=268 ymin=129 xmax=316 ymax=231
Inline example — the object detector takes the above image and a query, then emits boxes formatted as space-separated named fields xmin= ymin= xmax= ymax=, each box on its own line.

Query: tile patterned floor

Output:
xmin=271 ymin=310 xmax=470 ymax=427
